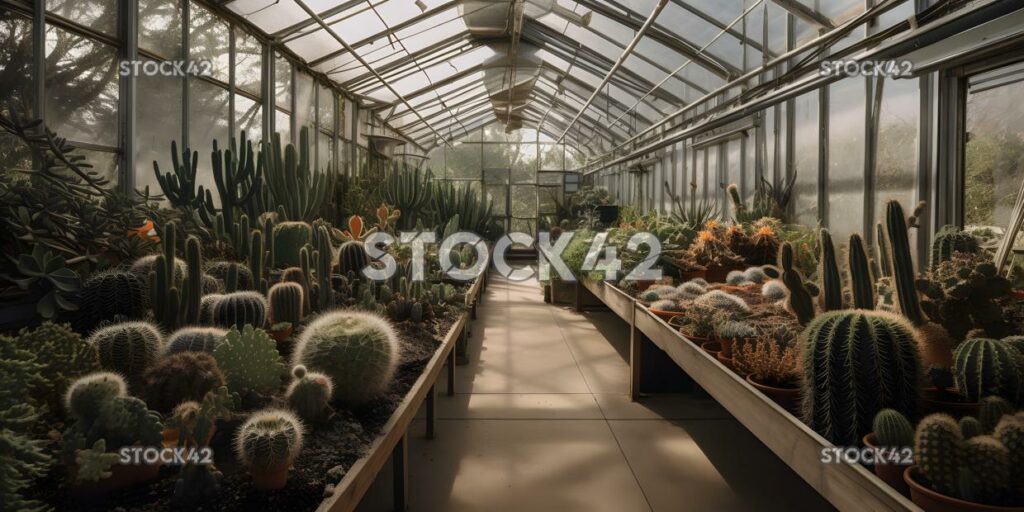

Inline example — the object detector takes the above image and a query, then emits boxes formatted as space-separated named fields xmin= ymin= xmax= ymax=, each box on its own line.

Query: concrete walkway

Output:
xmin=357 ymin=275 xmax=831 ymax=511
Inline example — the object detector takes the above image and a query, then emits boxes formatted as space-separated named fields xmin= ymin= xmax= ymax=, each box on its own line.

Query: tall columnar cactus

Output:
xmin=315 ymin=226 xmax=334 ymax=311
xmin=953 ymin=338 xmax=1024 ymax=404
xmin=962 ymin=436 xmax=1011 ymax=503
xmin=801 ymin=310 xmax=921 ymax=446
xmin=206 ymin=261 xmax=254 ymax=291
xmin=285 ymin=365 xmax=333 ymax=424
xmin=885 ymin=201 xmax=925 ymax=326
xmin=931 ymin=226 xmax=980 ymax=268
xmin=848 ymin=233 xmax=875 ymax=310
xmin=78 ymin=269 xmax=148 ymax=331
xmin=152 ymin=141 xmax=215 ymax=225
xmin=87 ymin=321 xmax=163 ymax=387
xmin=213 ymin=326 xmax=286 ymax=396
xmin=211 ymin=132 xmax=264 ymax=234
xmin=273 ymin=222 xmax=313 ymax=268
xmin=338 ymin=241 xmax=369 ymax=277
xmin=269 ymin=282 xmax=304 ymax=328
xmin=143 ymin=352 xmax=225 ymax=413
xmin=234 ymin=409 xmax=304 ymax=489
xmin=779 ymin=242 xmax=815 ymax=325
xmin=212 ymin=291 xmax=267 ymax=329
xmin=184 ymin=236 xmax=203 ymax=325
xmin=284 ymin=262 xmax=312 ymax=317
xmin=164 ymin=327 xmax=227 ymax=356
xmin=915 ymin=414 xmax=964 ymax=497
xmin=818 ymin=229 xmax=843 ymax=311
xmin=873 ymin=409 xmax=914 ymax=447
xmin=292 ymin=311 xmax=399 ymax=403
xmin=994 ymin=416 xmax=1024 ymax=490
xmin=262 ymin=127 xmax=334 ymax=222
xmin=875 ymin=222 xmax=893 ymax=278
xmin=382 ymin=164 xmax=432 ymax=229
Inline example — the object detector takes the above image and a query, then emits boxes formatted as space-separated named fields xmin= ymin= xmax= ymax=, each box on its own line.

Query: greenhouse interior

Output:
xmin=2 ymin=0 xmax=1024 ymax=510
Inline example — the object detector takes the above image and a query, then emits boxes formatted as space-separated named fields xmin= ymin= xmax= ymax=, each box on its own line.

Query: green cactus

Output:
xmin=801 ymin=310 xmax=921 ymax=446
xmin=269 ymin=282 xmax=304 ymax=328
xmin=885 ymin=201 xmax=925 ymax=326
xmin=184 ymin=235 xmax=203 ymax=325
xmin=743 ymin=266 xmax=767 ymax=283
xmin=212 ymin=291 xmax=268 ymax=329
xmin=235 ymin=409 xmax=304 ymax=479
xmin=213 ymin=325 xmax=286 ymax=396
xmin=273 ymin=222 xmax=313 ymax=269
xmin=780 ymin=242 xmax=815 ymax=325
xmin=818 ymin=229 xmax=843 ymax=311
xmin=917 ymin=260 xmax=1013 ymax=341
xmin=78 ymin=269 xmax=147 ymax=331
xmin=201 ymin=273 xmax=222 ymax=295
xmin=285 ymin=365 xmax=333 ymax=424
xmin=875 ymin=222 xmax=893 ymax=278
xmin=847 ymin=233 xmax=875 ymax=310
xmin=292 ymin=311 xmax=399 ymax=403
xmin=249 ymin=229 xmax=268 ymax=295
xmin=872 ymin=409 xmax=914 ymax=447
xmin=961 ymin=436 xmax=1011 ymax=503
xmin=960 ymin=417 xmax=984 ymax=439
xmin=692 ymin=290 xmax=750 ymax=315
xmin=152 ymin=140 xmax=215 ymax=226
xmin=315 ymin=226 xmax=334 ymax=311
xmin=714 ymin=320 xmax=755 ymax=341
xmin=994 ymin=416 xmax=1024 ymax=492
xmin=15 ymin=322 xmax=100 ymax=416
xmin=211 ymin=132 xmax=264 ymax=235
xmin=338 ymin=240 xmax=370 ymax=277
xmin=142 ymin=352 xmax=225 ymax=413
xmin=931 ymin=226 xmax=980 ymax=268
xmin=165 ymin=327 xmax=227 ymax=356
xmin=980 ymin=396 xmax=1016 ymax=433
xmin=0 ymin=400 xmax=50 ymax=509
xmin=762 ymin=280 xmax=787 ymax=301
xmin=87 ymin=321 xmax=163 ymax=387
xmin=915 ymin=414 xmax=963 ymax=497
xmin=292 ymin=249 xmax=314 ymax=316
xmin=726 ymin=270 xmax=748 ymax=286
xmin=411 ymin=302 xmax=425 ymax=322
xmin=381 ymin=164 xmax=433 ymax=229
xmin=262 ymin=127 xmax=334 ymax=222
xmin=206 ymin=261 xmax=254 ymax=290
xmin=64 ymin=372 xmax=127 ymax=421
xmin=953 ymin=338 xmax=1024 ymax=404
xmin=166 ymin=386 xmax=236 ymax=448
xmin=199 ymin=294 xmax=223 ymax=325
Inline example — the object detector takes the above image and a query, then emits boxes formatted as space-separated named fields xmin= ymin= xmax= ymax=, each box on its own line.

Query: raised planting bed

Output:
xmin=575 ymin=278 xmax=920 ymax=512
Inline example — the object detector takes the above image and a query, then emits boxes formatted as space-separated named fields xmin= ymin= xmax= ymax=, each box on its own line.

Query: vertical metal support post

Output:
xmin=392 ymin=434 xmax=407 ymax=512
xmin=263 ymin=44 xmax=274 ymax=141
xmin=629 ymin=306 xmax=642 ymax=401
xmin=574 ymin=281 xmax=584 ymax=313
xmin=818 ymin=85 xmax=830 ymax=228
xmin=447 ymin=344 xmax=455 ymax=396
xmin=917 ymin=71 xmax=935 ymax=265
xmin=119 ymin=0 xmax=137 ymax=192
xmin=425 ymin=384 xmax=436 ymax=440
xmin=32 ymin=0 xmax=45 ymax=121
xmin=181 ymin=0 xmax=190 ymax=149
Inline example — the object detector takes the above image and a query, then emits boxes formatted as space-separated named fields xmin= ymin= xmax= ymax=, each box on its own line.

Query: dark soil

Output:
xmin=35 ymin=302 xmax=465 ymax=512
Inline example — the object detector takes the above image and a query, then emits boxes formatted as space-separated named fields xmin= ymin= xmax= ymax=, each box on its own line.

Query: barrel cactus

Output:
xmin=761 ymin=280 xmax=787 ymax=301
xmin=235 ymin=409 xmax=304 ymax=489
xmin=649 ymin=299 xmax=681 ymax=312
xmin=143 ymin=352 xmax=225 ymax=413
xmin=79 ymin=269 xmax=148 ymax=330
xmin=64 ymin=372 xmax=127 ymax=421
xmin=953 ymin=338 xmax=1024 ymax=404
xmin=285 ymin=365 xmax=333 ymax=424
xmin=801 ymin=310 xmax=921 ymax=446
xmin=205 ymin=261 xmax=254 ymax=290
xmin=915 ymin=414 xmax=963 ymax=497
xmin=980 ymin=396 xmax=1016 ymax=433
xmin=87 ymin=321 xmax=163 ymax=387
xmin=199 ymin=294 xmax=222 ymax=324
xmin=726 ymin=270 xmax=748 ymax=286
xmin=213 ymin=325 xmax=286 ymax=396
xmin=931 ymin=226 xmax=979 ymax=267
xmin=272 ymin=222 xmax=313 ymax=268
xmin=338 ymin=241 xmax=370 ymax=277
xmin=872 ymin=409 xmax=914 ymax=447
xmin=131 ymin=254 xmax=187 ymax=284
xmin=677 ymin=281 xmax=707 ymax=296
xmin=212 ymin=291 xmax=267 ymax=329
xmin=962 ymin=436 xmax=1011 ymax=503
xmin=994 ymin=415 xmax=1024 ymax=490
xmin=292 ymin=311 xmax=399 ymax=403
xmin=692 ymin=290 xmax=750 ymax=315
xmin=268 ymin=282 xmax=304 ymax=328
xmin=960 ymin=417 xmax=984 ymax=439
xmin=164 ymin=327 xmax=227 ymax=356
xmin=201 ymin=274 xmax=222 ymax=295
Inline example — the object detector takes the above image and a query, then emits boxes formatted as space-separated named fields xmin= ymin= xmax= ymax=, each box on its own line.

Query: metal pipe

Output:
xmin=555 ymin=0 xmax=669 ymax=144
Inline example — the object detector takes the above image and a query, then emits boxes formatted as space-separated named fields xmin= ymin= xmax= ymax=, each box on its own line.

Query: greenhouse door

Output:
xmin=483 ymin=168 xmax=539 ymax=237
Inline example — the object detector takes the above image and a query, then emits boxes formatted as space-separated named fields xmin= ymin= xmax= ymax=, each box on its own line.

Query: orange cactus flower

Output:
xmin=705 ymin=219 xmax=719 ymax=230
xmin=130 ymin=219 xmax=159 ymax=242
xmin=698 ymin=230 xmax=714 ymax=242
xmin=756 ymin=226 xmax=775 ymax=237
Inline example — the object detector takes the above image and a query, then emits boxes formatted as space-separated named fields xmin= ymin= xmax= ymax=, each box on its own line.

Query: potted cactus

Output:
xmin=734 ymin=336 xmax=801 ymax=415
xmin=235 ymin=409 xmax=304 ymax=490
xmin=922 ymin=338 xmax=1024 ymax=418
xmin=686 ymin=227 xmax=744 ymax=283
xmin=713 ymin=319 xmax=755 ymax=363
xmin=865 ymin=409 xmax=915 ymax=496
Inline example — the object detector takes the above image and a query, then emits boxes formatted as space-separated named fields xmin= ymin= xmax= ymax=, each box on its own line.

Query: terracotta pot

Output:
xmin=251 ymin=463 xmax=291 ymax=490
xmin=163 ymin=426 xmax=216 ymax=448
xmin=71 ymin=459 xmax=161 ymax=496
xmin=649 ymin=307 xmax=686 ymax=321
xmin=905 ymin=466 xmax=1024 ymax=512
xmin=718 ymin=338 xmax=735 ymax=359
xmin=863 ymin=433 xmax=911 ymax=497
xmin=704 ymin=264 xmax=744 ymax=284
xmin=921 ymin=387 xmax=979 ymax=419
xmin=716 ymin=351 xmax=735 ymax=370
xmin=633 ymin=280 xmax=659 ymax=292
xmin=746 ymin=375 xmax=801 ymax=416
xmin=700 ymin=340 xmax=721 ymax=358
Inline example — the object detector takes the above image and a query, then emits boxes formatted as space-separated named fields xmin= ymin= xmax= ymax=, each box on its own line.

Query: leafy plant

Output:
xmin=3 ymin=244 xmax=81 ymax=318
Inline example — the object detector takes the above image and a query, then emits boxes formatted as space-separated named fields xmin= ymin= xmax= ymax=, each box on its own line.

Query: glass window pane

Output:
xmin=446 ymin=144 xmax=481 ymax=179
xmin=46 ymin=0 xmax=116 ymax=37
xmin=485 ymin=185 xmax=506 ymax=215
xmin=275 ymin=109 xmax=291 ymax=144
xmin=827 ymin=78 xmax=866 ymax=241
xmin=294 ymin=72 xmax=315 ymax=133
xmin=189 ymin=2 xmax=229 ymax=83
xmin=188 ymin=78 xmax=229 ymax=203
xmin=136 ymin=70 xmax=183 ymax=200
xmin=234 ymin=94 xmax=261 ymax=144
xmin=794 ymin=91 xmax=819 ymax=226
xmin=275 ymin=53 xmax=291 ymax=110
xmin=234 ymin=28 xmax=262 ymax=97
xmin=1 ymin=10 xmax=34 ymax=173
xmin=45 ymin=25 xmax=119 ymax=146
xmin=317 ymin=132 xmax=331 ymax=172
xmin=317 ymin=84 xmax=334 ymax=134
xmin=875 ymin=78 xmax=919 ymax=234
xmin=78 ymin=149 xmax=118 ymax=186
xmin=139 ymin=0 xmax=182 ymax=59
xmin=511 ymin=185 xmax=537 ymax=218
xmin=966 ymin=66 xmax=1024 ymax=228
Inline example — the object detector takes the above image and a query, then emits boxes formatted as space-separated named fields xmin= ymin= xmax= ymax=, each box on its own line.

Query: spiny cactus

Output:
xmin=779 ymin=242 xmax=815 ymax=325
xmin=885 ymin=201 xmax=925 ymax=326
xmin=801 ymin=310 xmax=921 ymax=446
xmin=762 ymin=280 xmax=787 ymax=301
xmin=15 ymin=322 xmax=100 ymax=416
xmin=960 ymin=417 xmax=984 ymax=439
xmin=142 ymin=352 xmax=225 ymax=413
xmin=262 ymin=127 xmax=334 ymax=222
xmin=931 ymin=226 xmax=979 ymax=268
xmin=199 ymin=294 xmax=223 ymax=325
xmin=962 ymin=436 xmax=1011 ymax=503
xmin=915 ymin=414 xmax=963 ymax=497
xmin=212 ymin=291 xmax=267 ymax=329
xmin=283 ymin=264 xmax=312 ymax=317
xmin=817 ymin=229 xmax=843 ymax=312
xmin=873 ymin=409 xmax=914 ymax=447
xmin=980 ymin=396 xmax=1016 ymax=433
xmin=650 ymin=299 xmax=682 ymax=312
xmin=131 ymin=254 xmax=187 ymax=286
xmin=994 ymin=416 xmax=1024 ymax=491
xmin=953 ymin=338 xmax=1024 ymax=404
xmin=714 ymin=320 xmax=755 ymax=341
xmin=678 ymin=281 xmax=707 ymax=295
xmin=205 ymin=261 xmax=254 ymax=290
xmin=213 ymin=326 xmax=286 ymax=396
xmin=743 ymin=267 xmax=767 ymax=284
xmin=210 ymin=132 xmax=263 ymax=236
xmin=292 ymin=311 xmax=399 ymax=403
xmin=338 ymin=240 xmax=369 ymax=277
xmin=917 ymin=260 xmax=1013 ymax=341
xmin=79 ymin=269 xmax=148 ymax=330
xmin=235 ymin=409 xmax=304 ymax=484
xmin=273 ymin=222 xmax=313 ymax=268
xmin=726 ymin=270 xmax=748 ymax=286
xmin=847 ymin=233 xmax=875 ymax=310
xmin=64 ymin=372 xmax=127 ymax=421
xmin=692 ymin=290 xmax=750 ymax=315
xmin=314 ymin=225 xmax=334 ymax=311
xmin=87 ymin=321 xmax=163 ymax=387
xmin=269 ymin=282 xmax=304 ymax=328
xmin=164 ymin=327 xmax=227 ymax=356
xmin=285 ymin=365 xmax=333 ymax=424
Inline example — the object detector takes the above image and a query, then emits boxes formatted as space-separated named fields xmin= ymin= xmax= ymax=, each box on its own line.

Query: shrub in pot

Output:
xmin=235 ymin=409 xmax=304 ymax=490
xmin=734 ymin=336 xmax=801 ymax=415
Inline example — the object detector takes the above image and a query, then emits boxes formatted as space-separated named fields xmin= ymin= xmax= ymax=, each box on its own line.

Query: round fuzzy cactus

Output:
xmin=143 ymin=352 xmax=225 ymax=413
xmin=79 ymin=269 xmax=148 ymax=330
xmin=235 ymin=409 xmax=304 ymax=472
xmin=338 ymin=241 xmax=370 ymax=277
xmin=953 ymin=338 xmax=1024 ymax=404
xmin=960 ymin=417 xmax=984 ymax=439
xmin=873 ymin=409 xmax=914 ymax=447
xmin=962 ymin=435 xmax=1011 ymax=502
xmin=725 ymin=270 xmax=747 ymax=286
xmin=199 ymin=294 xmax=223 ymax=325
xmin=743 ymin=267 xmax=767 ymax=284
xmin=87 ymin=321 xmax=163 ymax=386
xmin=761 ymin=280 xmax=787 ymax=301
xmin=292 ymin=311 xmax=399 ymax=403
xmin=213 ymin=325 xmax=286 ymax=396
xmin=272 ymin=222 xmax=313 ymax=268
xmin=285 ymin=366 xmax=333 ymax=424
xmin=164 ymin=327 xmax=227 ymax=356
xmin=201 ymin=274 xmax=223 ymax=295
xmin=980 ymin=396 xmax=1016 ymax=434
xmin=269 ymin=282 xmax=304 ymax=327
xmin=994 ymin=415 xmax=1024 ymax=489
xmin=692 ymin=290 xmax=750 ymax=315
xmin=205 ymin=261 xmax=254 ymax=290
xmin=801 ymin=311 xmax=921 ymax=446
xmin=64 ymin=372 xmax=127 ymax=421
xmin=677 ymin=281 xmax=707 ymax=296
xmin=649 ymin=299 xmax=681 ymax=312
xmin=915 ymin=414 xmax=963 ymax=497
xmin=212 ymin=291 xmax=268 ymax=329
xmin=638 ymin=289 xmax=663 ymax=302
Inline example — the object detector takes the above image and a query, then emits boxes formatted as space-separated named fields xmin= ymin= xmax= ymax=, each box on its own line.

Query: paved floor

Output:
xmin=357 ymin=276 xmax=832 ymax=511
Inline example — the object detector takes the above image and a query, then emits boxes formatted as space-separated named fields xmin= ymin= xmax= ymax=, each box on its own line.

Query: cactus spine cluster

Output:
xmin=87 ymin=321 xmax=163 ymax=387
xmin=818 ymin=229 xmax=843 ymax=311
xmin=885 ymin=201 xmax=925 ymax=326
xmin=338 ymin=240 xmax=370 ymax=277
xmin=64 ymin=372 xmax=127 ymax=421
xmin=283 ymin=264 xmax=312 ymax=317
xmin=212 ymin=291 xmax=268 ymax=329
xmin=285 ymin=365 xmax=333 ymax=424
xmin=164 ymin=327 xmax=227 ymax=356
xmin=235 ymin=409 xmax=304 ymax=475
xmin=980 ymin=396 xmax=1016 ymax=433
xmin=314 ymin=225 xmax=334 ymax=311
xmin=206 ymin=261 xmax=254 ymax=291
xmin=872 ymin=409 xmax=914 ymax=447
xmin=847 ymin=233 xmax=875 ymax=310
xmin=953 ymin=338 xmax=1024 ymax=404
xmin=801 ymin=310 xmax=921 ymax=446
xmin=693 ymin=290 xmax=750 ymax=314
xmin=915 ymin=414 xmax=964 ymax=497
xmin=213 ymin=325 xmax=286 ymax=396
xmin=269 ymin=282 xmax=304 ymax=328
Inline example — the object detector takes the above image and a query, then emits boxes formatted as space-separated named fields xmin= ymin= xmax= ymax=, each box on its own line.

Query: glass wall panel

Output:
xmin=446 ymin=144 xmax=481 ymax=179
xmin=189 ymin=2 xmax=229 ymax=83
xmin=275 ymin=110 xmax=291 ymax=143
xmin=234 ymin=28 xmax=262 ymax=97
xmin=1 ymin=11 xmax=34 ymax=170
xmin=317 ymin=84 xmax=333 ymax=133
xmin=136 ymin=70 xmax=183 ymax=197
xmin=793 ymin=91 xmax=819 ymax=226
xmin=46 ymin=0 xmax=116 ymax=37
xmin=189 ymin=78 xmax=229 ymax=201
xmin=874 ymin=78 xmax=919 ymax=232
xmin=727 ymin=138 xmax=742 ymax=199
xmin=234 ymin=94 xmax=261 ymax=143
xmin=139 ymin=0 xmax=182 ymax=59
xmin=965 ymin=65 xmax=1024 ymax=228
xmin=828 ymin=78 xmax=867 ymax=241
xmin=275 ymin=53 xmax=291 ymax=110
xmin=45 ymin=25 xmax=119 ymax=147
xmin=294 ymin=72 xmax=314 ymax=132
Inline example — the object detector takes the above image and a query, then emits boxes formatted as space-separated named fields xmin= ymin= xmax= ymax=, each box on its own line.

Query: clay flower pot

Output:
xmin=251 ymin=462 xmax=291 ymax=490
xmin=921 ymin=387 xmax=979 ymax=419
xmin=648 ymin=306 xmax=686 ymax=321
xmin=746 ymin=375 xmax=801 ymax=416
xmin=269 ymin=324 xmax=294 ymax=343
xmin=863 ymin=433 xmax=911 ymax=497
xmin=905 ymin=466 xmax=1024 ymax=512
xmin=699 ymin=339 xmax=721 ymax=358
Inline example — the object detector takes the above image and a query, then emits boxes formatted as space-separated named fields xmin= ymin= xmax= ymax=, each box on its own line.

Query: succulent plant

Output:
xmin=761 ymin=280 xmax=787 ymax=301
xmin=650 ymin=299 xmax=681 ymax=312
xmin=292 ymin=311 xmax=399 ymax=403
xmin=143 ymin=352 xmax=225 ymax=413
xmin=915 ymin=414 xmax=963 ymax=497
xmin=994 ymin=415 xmax=1024 ymax=491
xmin=960 ymin=416 xmax=984 ymax=439
xmin=687 ymin=229 xmax=743 ymax=268
xmin=743 ymin=266 xmax=767 ymax=284
xmin=164 ymin=327 xmax=227 ymax=356
xmin=235 ymin=409 xmax=304 ymax=474
xmin=338 ymin=240 xmax=370 ymax=277
xmin=282 ymin=264 xmax=312 ymax=316
xmin=953 ymin=338 xmax=1024 ymax=404
xmin=885 ymin=201 xmax=925 ymax=326
xmin=212 ymin=291 xmax=268 ymax=329
xmin=205 ymin=261 xmax=254 ymax=290
xmin=980 ymin=396 xmax=1016 ymax=433
xmin=801 ymin=310 xmax=921 ymax=446
xmin=961 ymin=435 xmax=1011 ymax=503
xmin=677 ymin=280 xmax=707 ymax=295
xmin=285 ymin=365 xmax=333 ymax=424
xmin=262 ymin=127 xmax=335 ymax=222
xmin=817 ymin=229 xmax=843 ymax=312
xmin=726 ymin=270 xmax=747 ymax=286
xmin=131 ymin=253 xmax=187 ymax=287
xmin=269 ymin=282 xmax=304 ymax=328
xmin=931 ymin=226 xmax=979 ymax=268
xmin=917 ymin=260 xmax=1013 ymax=341
xmin=272 ymin=222 xmax=313 ymax=268
xmin=78 ymin=269 xmax=148 ymax=331
xmin=714 ymin=320 xmax=755 ymax=341
xmin=692 ymin=290 xmax=750 ymax=315
xmin=87 ymin=321 xmax=163 ymax=387
xmin=64 ymin=372 xmax=127 ymax=421
xmin=15 ymin=322 xmax=100 ymax=416
xmin=872 ymin=409 xmax=914 ymax=447
xmin=213 ymin=326 xmax=286 ymax=396
xmin=779 ymin=242 xmax=815 ymax=325
xmin=847 ymin=233 xmax=875 ymax=310
xmin=199 ymin=294 xmax=223 ymax=324
xmin=314 ymin=225 xmax=335 ymax=311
